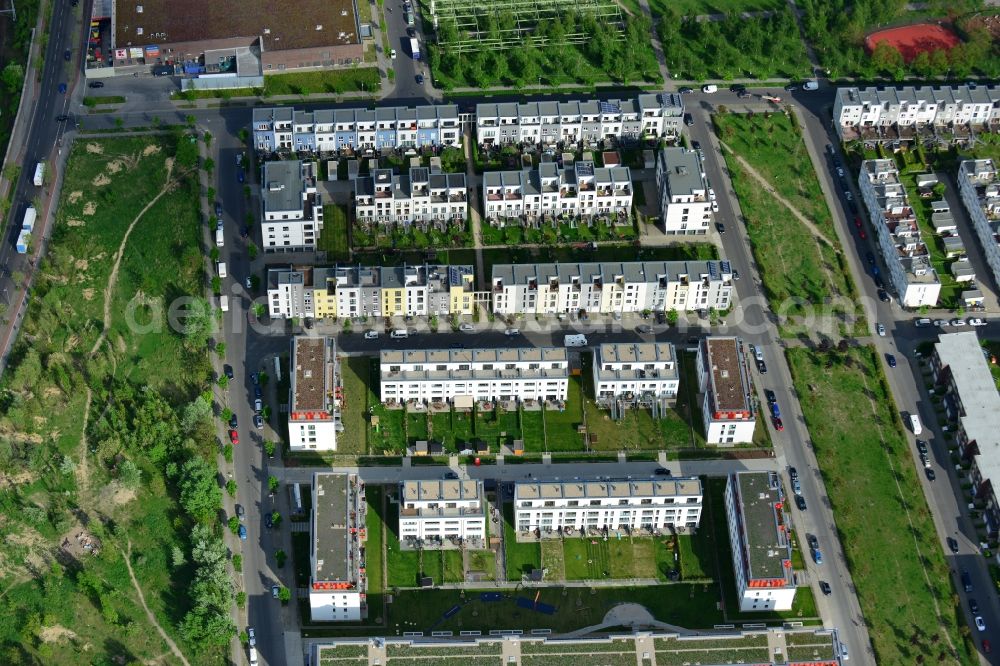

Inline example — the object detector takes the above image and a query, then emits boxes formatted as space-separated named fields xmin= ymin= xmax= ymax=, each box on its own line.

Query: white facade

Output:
xmin=696 ymin=337 xmax=756 ymax=445
xmin=476 ymin=94 xmax=684 ymax=146
xmin=288 ymin=337 xmax=341 ymax=452
xmin=656 ymin=147 xmax=712 ymax=235
xmin=490 ymin=260 xmax=734 ymax=316
xmin=355 ymin=167 xmax=467 ymax=225
xmin=725 ymin=472 xmax=796 ymax=612
xmin=482 ymin=162 xmax=633 ymax=222
xmin=833 ymin=85 xmax=1000 ymax=140
xmin=858 ymin=160 xmax=941 ymax=308
xmin=261 ymin=160 xmax=324 ymax=252
xmin=380 ymin=347 xmax=568 ymax=405
xmin=513 ymin=478 xmax=703 ymax=535
xmin=398 ymin=480 xmax=486 ymax=544
xmin=309 ymin=473 xmax=365 ymax=622
xmin=958 ymin=159 xmax=1000 ymax=291
xmin=593 ymin=342 xmax=679 ymax=406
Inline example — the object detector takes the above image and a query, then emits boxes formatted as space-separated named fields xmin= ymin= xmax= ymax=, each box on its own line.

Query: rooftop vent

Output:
xmin=316 ymin=24 xmax=323 ymax=30
xmin=136 ymin=4 xmax=143 ymax=12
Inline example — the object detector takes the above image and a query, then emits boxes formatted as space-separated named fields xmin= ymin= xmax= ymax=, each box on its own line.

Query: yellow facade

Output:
xmin=313 ymin=288 xmax=338 ymax=318
xmin=381 ymin=288 xmax=404 ymax=318
xmin=449 ymin=273 xmax=475 ymax=314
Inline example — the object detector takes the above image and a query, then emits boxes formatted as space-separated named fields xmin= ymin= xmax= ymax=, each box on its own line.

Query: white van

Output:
xmin=702 ymin=84 xmax=718 ymax=93
xmin=803 ymin=80 xmax=819 ymax=91
xmin=564 ymin=334 xmax=588 ymax=347
xmin=217 ymin=262 xmax=227 ymax=278
xmin=391 ymin=329 xmax=409 ymax=339
xmin=909 ymin=414 xmax=922 ymax=435
xmin=248 ymin=646 xmax=258 ymax=665
xmin=220 ymin=295 xmax=229 ymax=312
xmin=216 ymin=228 xmax=224 ymax=247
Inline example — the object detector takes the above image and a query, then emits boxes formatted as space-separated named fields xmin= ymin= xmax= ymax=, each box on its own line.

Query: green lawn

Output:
xmin=503 ymin=504 xmax=541 ymax=580
xmin=364 ymin=485 xmax=385 ymax=618
xmin=473 ymin=405 xmax=521 ymax=450
xmin=520 ymin=410 xmax=546 ymax=452
xmin=371 ymin=405 xmax=406 ymax=453
xmin=648 ymin=0 xmax=784 ymax=14
xmin=714 ymin=112 xmax=863 ymax=337
xmin=677 ymin=532 xmax=715 ymax=582
xmin=899 ymin=172 xmax=962 ymax=309
xmin=317 ymin=204 xmax=351 ymax=261
xmin=262 ymin=68 xmax=379 ymax=96
xmin=561 ymin=537 xmax=659 ymax=580
xmin=385 ymin=502 xmax=423 ymax=588
xmin=335 ymin=356 xmax=372 ymax=455
xmin=542 ymin=376 xmax=585 ymax=452
xmin=540 ymin=539 xmax=567 ymax=580
xmin=787 ymin=346 xmax=973 ymax=664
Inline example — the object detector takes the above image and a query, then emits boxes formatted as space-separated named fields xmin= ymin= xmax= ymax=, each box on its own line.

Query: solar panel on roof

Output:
xmin=449 ymin=266 xmax=461 ymax=284
xmin=719 ymin=260 xmax=731 ymax=275
xmin=709 ymin=263 xmax=719 ymax=279
xmin=600 ymin=101 xmax=621 ymax=114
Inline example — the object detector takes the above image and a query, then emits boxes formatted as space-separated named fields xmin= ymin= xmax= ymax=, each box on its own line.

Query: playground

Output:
xmin=865 ymin=22 xmax=961 ymax=62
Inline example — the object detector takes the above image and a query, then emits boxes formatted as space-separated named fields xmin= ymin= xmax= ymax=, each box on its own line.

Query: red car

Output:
xmin=984 ymin=639 xmax=991 ymax=654
xmin=859 ymin=229 xmax=866 ymax=239
xmin=854 ymin=216 xmax=862 ymax=228
xmin=229 ymin=429 xmax=239 ymax=445
xmin=772 ymin=417 xmax=784 ymax=431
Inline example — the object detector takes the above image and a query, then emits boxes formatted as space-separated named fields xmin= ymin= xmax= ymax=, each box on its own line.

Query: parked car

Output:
xmin=876 ymin=323 xmax=885 ymax=336
xmin=254 ymin=398 xmax=263 ymax=412
xmin=636 ymin=325 xmax=653 ymax=334
xmin=678 ymin=86 xmax=694 ymax=94
xmin=934 ymin=319 xmax=950 ymax=327
xmin=238 ymin=525 xmax=247 ymax=540
xmin=390 ymin=48 xmax=397 ymax=59
xmin=916 ymin=440 xmax=928 ymax=455
xmin=254 ymin=414 xmax=264 ymax=429
xmin=251 ymin=372 xmax=259 ymax=385
xmin=729 ymin=84 xmax=746 ymax=92
xmin=224 ymin=364 xmax=234 ymax=380
xmin=791 ymin=477 xmax=802 ymax=495
xmin=969 ymin=317 xmax=986 ymax=326
xmin=684 ymin=113 xmax=694 ymax=126
xmin=772 ymin=417 xmax=784 ymax=431
xmin=765 ymin=389 xmax=777 ymax=404
xmin=783 ymin=84 xmax=798 ymax=92
xmin=886 ymin=353 xmax=897 ymax=368
xmin=983 ymin=639 xmax=991 ymax=654
xmin=215 ymin=202 xmax=223 ymax=217
xmin=971 ymin=598 xmax=980 ymax=613
xmin=878 ymin=289 xmax=891 ymax=302
xmin=947 ymin=537 xmax=959 ymax=553
xmin=364 ymin=330 xmax=379 ymax=339
xmin=976 ymin=616 xmax=986 ymax=632
xmin=229 ymin=429 xmax=239 ymax=445
xmin=925 ymin=468 xmax=936 ymax=481
xmin=812 ymin=545 xmax=823 ymax=564
xmin=770 ymin=402 xmax=781 ymax=419
xmin=691 ymin=140 xmax=701 ymax=150
xmin=444 ymin=471 xmax=459 ymax=479
xmin=415 ymin=74 xmax=424 ymax=84
xmin=505 ymin=328 xmax=520 ymax=336
xmin=757 ymin=360 xmax=767 ymax=374
xmin=64 ymin=49 xmax=71 ymax=61
xmin=55 ymin=114 xmax=69 ymax=122
xmin=229 ymin=414 xmax=238 ymax=429
xmin=795 ymin=494 xmax=807 ymax=511
xmin=247 ymin=627 xmax=256 ymax=647
xmin=952 ymin=318 xmax=967 ymax=326
xmin=236 ymin=504 xmax=245 ymax=521
xmin=58 ymin=82 xmax=67 ymax=94
xmin=264 ymin=513 xmax=273 ymax=528
xmin=788 ymin=466 xmax=798 ymax=481
xmin=716 ymin=222 xmax=726 ymax=234
xmin=819 ymin=581 xmax=832 ymax=595
xmin=254 ymin=386 xmax=262 ymax=399
xmin=736 ymin=90 xmax=751 ymax=99
xmin=88 ymin=81 xmax=105 ymax=88
xmin=654 ymin=468 xmax=671 ymax=476
xmin=271 ymin=585 xmax=280 ymax=598
xmin=459 ymin=323 xmax=474 ymax=332
xmin=866 ymin=252 xmax=875 ymax=265
xmin=237 ymin=167 xmax=245 ymax=183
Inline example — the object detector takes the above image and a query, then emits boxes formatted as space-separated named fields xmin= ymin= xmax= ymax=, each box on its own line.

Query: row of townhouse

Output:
xmin=379 ymin=347 xmax=570 ymax=406
xmin=489 ymin=260 xmax=734 ymax=316
xmin=251 ymin=104 xmax=463 ymax=153
xmin=593 ymin=342 xmax=679 ymax=407
xmin=833 ymin=84 xmax=1000 ymax=141
xmin=657 ymin=147 xmax=713 ymax=235
xmin=957 ymin=159 xmax=1000 ymax=293
xmin=931 ymin=332 xmax=1000 ymax=539
xmin=355 ymin=166 xmax=467 ymax=226
xmin=398 ymin=479 xmax=487 ymax=544
xmin=475 ymin=94 xmax=684 ymax=146
xmin=481 ymin=161 xmax=633 ymax=222
xmin=513 ymin=477 xmax=703 ymax=536
xmin=261 ymin=160 xmax=324 ymax=252
xmin=267 ymin=263 xmax=475 ymax=320
xmin=858 ymin=159 xmax=942 ymax=308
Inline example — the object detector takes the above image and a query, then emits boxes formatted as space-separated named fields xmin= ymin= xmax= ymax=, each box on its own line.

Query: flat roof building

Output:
xmin=289 ymin=337 xmax=341 ymax=451
xmin=958 ymin=159 xmax=1000 ymax=293
xmin=725 ymin=472 xmax=796 ymax=612
xmin=656 ymin=147 xmax=712 ymax=235
xmin=309 ymin=472 xmax=366 ymax=622
xmin=696 ymin=337 xmax=756 ymax=445
xmin=399 ymin=479 xmax=486 ymax=547
xmin=261 ymin=160 xmax=323 ymax=252
xmin=593 ymin=342 xmax=679 ymax=408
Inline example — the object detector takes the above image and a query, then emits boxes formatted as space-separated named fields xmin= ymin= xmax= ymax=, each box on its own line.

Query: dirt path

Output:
xmin=77 ymin=388 xmax=92 ymax=491
xmin=89 ymin=159 xmax=176 ymax=355
xmin=122 ymin=540 xmax=191 ymax=666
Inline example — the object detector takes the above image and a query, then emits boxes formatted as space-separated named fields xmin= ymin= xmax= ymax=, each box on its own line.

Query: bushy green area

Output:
xmin=428 ymin=15 xmax=660 ymax=89
xmin=786 ymin=346 xmax=973 ymax=665
xmin=0 ymin=134 xmax=229 ymax=663
xmin=480 ymin=220 xmax=637 ymax=246
xmin=261 ymin=68 xmax=380 ymax=96
xmin=660 ymin=7 xmax=811 ymax=80
xmin=353 ymin=220 xmax=471 ymax=250
xmin=0 ymin=0 xmax=41 ymax=205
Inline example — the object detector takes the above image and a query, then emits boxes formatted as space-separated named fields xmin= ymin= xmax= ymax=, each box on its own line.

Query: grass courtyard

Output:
xmin=714 ymin=112 xmax=863 ymax=338
xmin=787 ymin=346 xmax=973 ymax=664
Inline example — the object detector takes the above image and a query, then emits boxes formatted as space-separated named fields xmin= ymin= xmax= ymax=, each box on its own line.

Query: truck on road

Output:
xmin=410 ymin=36 xmax=420 ymax=60
xmin=22 ymin=206 xmax=37 ymax=233
xmin=33 ymin=162 xmax=44 ymax=187
xmin=16 ymin=229 xmax=30 ymax=254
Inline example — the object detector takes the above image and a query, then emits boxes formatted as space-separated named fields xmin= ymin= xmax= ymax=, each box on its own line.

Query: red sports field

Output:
xmin=865 ymin=23 xmax=961 ymax=62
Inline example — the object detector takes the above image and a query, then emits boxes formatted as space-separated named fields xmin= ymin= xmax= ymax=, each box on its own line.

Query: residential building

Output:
xmin=513 ymin=477 xmax=703 ymax=535
xmin=481 ymin=162 xmax=633 ymax=223
xmin=592 ymin=342 xmax=679 ymax=408
xmin=261 ymin=160 xmax=323 ymax=252
xmin=725 ymin=471 xmax=796 ymax=612
xmin=696 ymin=337 xmax=755 ymax=445
xmin=656 ymin=147 xmax=712 ymax=234
xmin=490 ymin=261 xmax=734 ymax=316
xmin=252 ymin=104 xmax=462 ymax=153
xmin=379 ymin=347 xmax=569 ymax=406
xmin=309 ymin=472 xmax=366 ymax=622
xmin=931 ymin=332 xmax=1000 ymax=538
xmin=475 ymin=94 xmax=684 ymax=146
xmin=355 ymin=166 xmax=467 ymax=226
xmin=958 ymin=159 xmax=1000 ymax=291
xmin=398 ymin=479 xmax=486 ymax=545
xmin=288 ymin=337 xmax=341 ymax=452
xmin=110 ymin=0 xmax=363 ymax=74
xmin=267 ymin=264 xmax=475 ymax=320
xmin=858 ymin=159 xmax=941 ymax=307
xmin=833 ymin=84 xmax=1000 ymax=141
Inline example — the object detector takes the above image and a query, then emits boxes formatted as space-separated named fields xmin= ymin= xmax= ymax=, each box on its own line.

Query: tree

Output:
xmin=248 ymin=242 xmax=258 ymax=260
xmin=224 ymin=443 xmax=233 ymax=463
xmin=203 ymin=157 xmax=215 ymax=175
xmin=217 ymin=374 xmax=230 ymax=390
xmin=666 ymin=309 xmax=679 ymax=326
xmin=871 ymin=40 xmax=902 ymax=73
xmin=215 ymin=342 xmax=226 ymax=356
xmin=258 ymin=371 xmax=269 ymax=387
xmin=181 ymin=395 xmax=214 ymax=436
xmin=233 ymin=554 xmax=242 ymax=572
xmin=181 ymin=297 xmax=214 ymax=350
xmin=268 ymin=475 xmax=279 ymax=493
xmin=263 ymin=441 xmax=276 ymax=458
xmin=271 ymin=511 xmax=282 ymax=528
xmin=119 ymin=459 xmax=142 ymax=488
xmin=275 ymin=549 xmax=287 ymax=567
xmin=278 ymin=587 xmax=291 ymax=604
xmin=178 ymin=457 xmax=222 ymax=522
xmin=228 ymin=516 xmax=241 ymax=534
xmin=207 ymin=187 xmax=216 ymax=202
xmin=0 ymin=62 xmax=24 ymax=93
xmin=226 ymin=479 xmax=237 ymax=497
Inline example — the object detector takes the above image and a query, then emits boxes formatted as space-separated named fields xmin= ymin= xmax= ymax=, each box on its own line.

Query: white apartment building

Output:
xmin=355 ymin=166 xmax=467 ymax=226
xmin=475 ymin=94 xmax=684 ymax=146
xmin=482 ymin=162 xmax=633 ymax=223
xmin=380 ymin=347 xmax=569 ymax=406
xmin=309 ymin=473 xmax=366 ymax=622
xmin=858 ymin=159 xmax=941 ymax=307
xmin=252 ymin=104 xmax=462 ymax=153
xmin=958 ymin=159 xmax=1000 ymax=291
xmin=288 ymin=337 xmax=341 ymax=452
xmin=490 ymin=260 xmax=734 ymax=316
xmin=513 ymin=477 xmax=703 ymax=536
xmin=593 ymin=342 xmax=679 ymax=407
xmin=696 ymin=337 xmax=756 ymax=445
xmin=833 ymin=84 xmax=1000 ymax=141
xmin=725 ymin=472 xmax=797 ymax=612
xmin=398 ymin=479 xmax=486 ymax=545
xmin=656 ymin=147 xmax=712 ymax=234
xmin=267 ymin=263 xmax=475 ymax=320
xmin=261 ymin=160 xmax=324 ymax=252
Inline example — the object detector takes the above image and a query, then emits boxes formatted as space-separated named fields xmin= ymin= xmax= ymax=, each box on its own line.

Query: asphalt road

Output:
xmin=381 ymin=0 xmax=429 ymax=101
